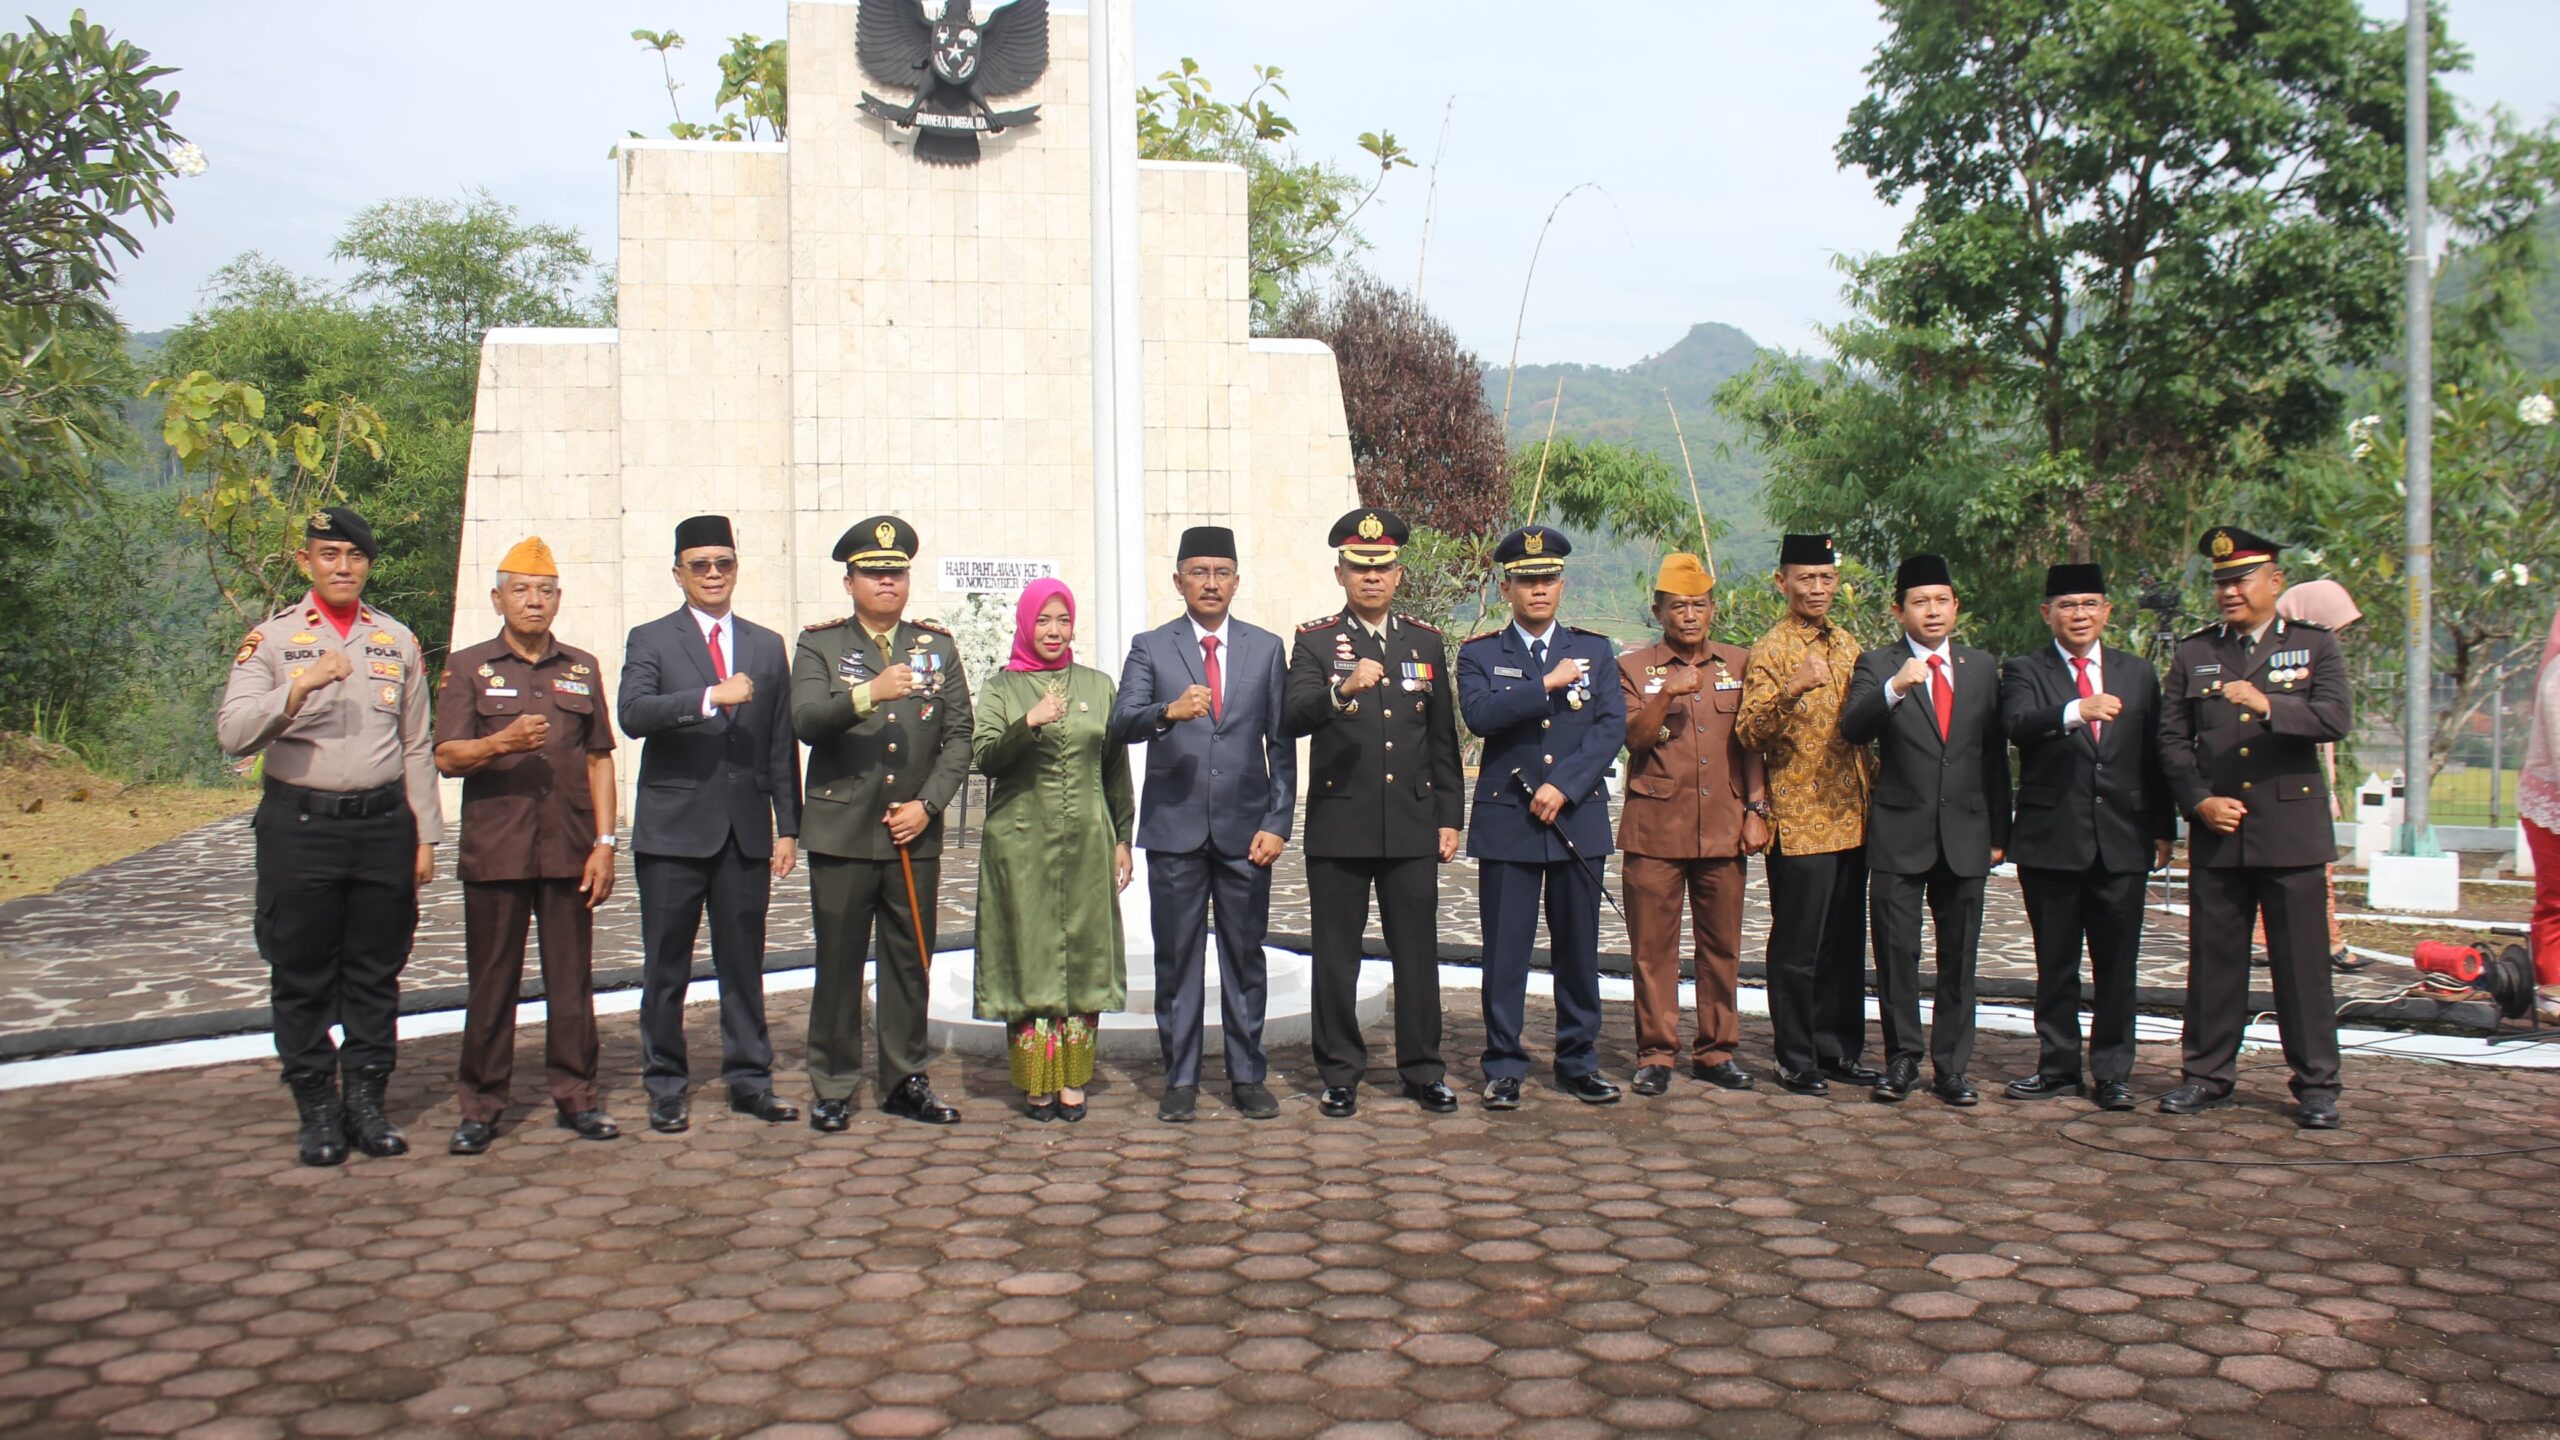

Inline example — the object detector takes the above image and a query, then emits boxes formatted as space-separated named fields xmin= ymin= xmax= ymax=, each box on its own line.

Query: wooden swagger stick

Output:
xmin=1662 ymin=388 xmax=1715 ymax=581
xmin=897 ymin=840 xmax=930 ymax=974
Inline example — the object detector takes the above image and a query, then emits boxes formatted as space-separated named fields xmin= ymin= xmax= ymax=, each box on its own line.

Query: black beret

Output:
xmin=674 ymin=515 xmax=735 ymax=554
xmin=305 ymin=506 xmax=378 ymax=559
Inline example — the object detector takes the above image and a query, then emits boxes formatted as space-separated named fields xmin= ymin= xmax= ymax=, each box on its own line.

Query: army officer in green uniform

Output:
xmin=792 ymin=516 xmax=972 ymax=1127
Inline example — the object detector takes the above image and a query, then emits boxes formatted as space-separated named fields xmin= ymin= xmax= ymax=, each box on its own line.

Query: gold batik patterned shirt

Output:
xmin=1735 ymin=614 xmax=1870 ymax=856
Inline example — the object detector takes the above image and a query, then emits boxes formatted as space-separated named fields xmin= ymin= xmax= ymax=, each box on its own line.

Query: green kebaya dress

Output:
xmin=971 ymin=663 xmax=1134 ymax=1090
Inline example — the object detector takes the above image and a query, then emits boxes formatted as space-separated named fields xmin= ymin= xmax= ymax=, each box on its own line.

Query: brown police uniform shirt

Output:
xmin=1735 ymin=614 xmax=1871 ymax=857
xmin=216 ymin=593 xmax=444 ymax=844
xmin=436 ymin=634 xmax=616 ymax=884
xmin=1618 ymin=640 xmax=1768 ymax=860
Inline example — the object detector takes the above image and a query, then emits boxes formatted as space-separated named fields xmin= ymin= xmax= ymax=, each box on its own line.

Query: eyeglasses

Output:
xmin=2049 ymin=598 xmax=2107 ymax=614
xmin=1180 ymin=567 xmax=1237 ymax=583
xmin=682 ymin=557 xmax=738 ymax=576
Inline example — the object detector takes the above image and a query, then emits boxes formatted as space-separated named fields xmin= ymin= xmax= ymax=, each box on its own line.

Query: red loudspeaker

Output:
xmin=2412 ymin=940 xmax=2491 ymax=985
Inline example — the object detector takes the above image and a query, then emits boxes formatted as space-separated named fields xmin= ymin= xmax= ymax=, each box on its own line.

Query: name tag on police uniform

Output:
xmin=1494 ymin=666 xmax=1523 ymax=679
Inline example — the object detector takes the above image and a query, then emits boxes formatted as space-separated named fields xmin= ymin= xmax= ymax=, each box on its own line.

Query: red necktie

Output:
xmin=2072 ymin=654 xmax=2099 ymax=745
xmin=708 ymin=624 xmax=728 ymax=680
xmin=1927 ymin=654 xmax=1952 ymax=742
xmin=1201 ymin=635 xmax=1223 ymax=721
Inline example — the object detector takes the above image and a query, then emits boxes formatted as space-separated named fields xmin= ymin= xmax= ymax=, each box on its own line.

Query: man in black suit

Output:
xmin=617 ymin=515 xmax=804 ymax=1134
xmin=1840 ymin=555 xmax=2010 ymax=1107
xmin=2158 ymin=527 xmax=2353 ymax=1130
xmin=1998 ymin=564 xmax=2175 ymax=1113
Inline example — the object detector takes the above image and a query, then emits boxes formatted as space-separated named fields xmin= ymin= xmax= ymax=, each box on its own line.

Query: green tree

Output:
xmin=331 ymin=194 xmax=603 ymax=379
xmin=1719 ymin=0 xmax=2450 ymax=661
xmin=0 ymin=9 xmax=191 ymax=505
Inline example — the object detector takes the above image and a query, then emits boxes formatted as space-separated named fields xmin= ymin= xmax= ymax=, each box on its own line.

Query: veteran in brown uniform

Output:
xmin=433 ymin=537 xmax=622 ymax=1154
xmin=216 ymin=507 xmax=443 ymax=1167
xmin=1618 ymin=554 xmax=1770 ymax=1096
xmin=1736 ymin=532 xmax=1877 ymax=1096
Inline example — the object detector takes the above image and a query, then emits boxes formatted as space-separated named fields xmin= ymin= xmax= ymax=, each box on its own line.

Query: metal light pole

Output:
xmin=2400 ymin=0 xmax=2437 ymax=856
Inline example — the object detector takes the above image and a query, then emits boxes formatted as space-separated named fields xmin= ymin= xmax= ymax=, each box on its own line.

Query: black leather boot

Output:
xmin=341 ymin=1065 xmax=409 ymax=1158
xmin=288 ymin=1073 xmax=349 ymax=1168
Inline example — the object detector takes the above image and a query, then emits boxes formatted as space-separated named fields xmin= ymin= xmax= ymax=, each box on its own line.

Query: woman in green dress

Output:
xmin=972 ymin=578 xmax=1135 ymax=1120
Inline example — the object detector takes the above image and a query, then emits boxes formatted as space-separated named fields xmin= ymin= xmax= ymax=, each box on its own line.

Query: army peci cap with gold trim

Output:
xmin=1327 ymin=507 xmax=1408 ymax=567
xmin=835 ymin=514 xmax=918 ymax=571
xmin=1494 ymin=524 xmax=1571 ymax=578
xmin=2198 ymin=525 xmax=2284 ymax=581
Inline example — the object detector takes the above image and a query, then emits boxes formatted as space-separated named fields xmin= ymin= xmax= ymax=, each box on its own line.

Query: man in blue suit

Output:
xmin=1457 ymin=525 xmax=1626 ymax=1110
xmin=1109 ymin=526 xmax=1297 ymax=1123
xmin=617 ymin=515 xmax=804 ymax=1135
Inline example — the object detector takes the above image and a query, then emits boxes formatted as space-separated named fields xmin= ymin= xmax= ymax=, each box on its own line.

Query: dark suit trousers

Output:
xmin=2018 ymin=865 xmax=2145 ymax=1086
xmin=1870 ymin=861 xmax=1984 ymax=1077
xmin=1149 ymin=846 xmax=1271 ymax=1088
xmin=1762 ymin=847 xmax=1868 ymax=1075
xmin=2183 ymin=865 xmax=2340 ymax=1102
xmin=1307 ymin=854 xmax=1443 ymax=1088
xmin=1478 ymin=858 xmax=1603 ymax=1081
xmin=457 ymin=878 xmax=598 ymax=1123
xmin=250 ymin=798 xmax=418 ymax=1083
xmin=635 ymin=841 xmax=776 ymax=1100
xmin=1624 ymin=854 xmax=1746 ymax=1067
xmin=807 ymin=854 xmax=935 ymax=1098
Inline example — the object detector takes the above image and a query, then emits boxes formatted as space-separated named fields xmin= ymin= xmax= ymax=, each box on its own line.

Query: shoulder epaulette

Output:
xmin=1394 ymin=614 xmax=1441 ymax=634
xmin=1299 ymin=614 xmax=1339 ymax=632
xmin=2182 ymin=622 xmax=2219 ymax=641
xmin=803 ymin=617 xmax=848 ymax=632
xmin=910 ymin=618 xmax=951 ymax=637
xmin=1460 ymin=629 xmax=1501 ymax=645
xmin=2284 ymin=618 xmax=2331 ymax=633
xmin=1567 ymin=624 xmax=1609 ymax=639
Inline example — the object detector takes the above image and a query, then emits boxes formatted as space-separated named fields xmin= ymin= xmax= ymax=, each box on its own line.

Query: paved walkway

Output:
xmin=0 ymin=810 xmax=2437 ymax=1049
xmin=0 ymin=992 xmax=2556 ymax=1438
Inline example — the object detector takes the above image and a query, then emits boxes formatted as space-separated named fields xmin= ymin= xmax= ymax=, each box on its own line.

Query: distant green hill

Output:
xmin=1481 ymin=322 xmax=1778 ymax=626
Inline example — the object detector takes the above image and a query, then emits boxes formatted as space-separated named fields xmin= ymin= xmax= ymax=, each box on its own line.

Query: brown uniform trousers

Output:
xmin=1618 ymin=641 xmax=1767 ymax=1068
xmin=437 ymin=635 xmax=617 ymax=1123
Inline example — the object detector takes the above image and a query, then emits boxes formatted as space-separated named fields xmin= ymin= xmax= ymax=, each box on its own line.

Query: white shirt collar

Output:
xmin=689 ymin=606 xmax=731 ymax=640
xmin=1905 ymin=633 xmax=1953 ymax=664
xmin=2055 ymin=638 xmax=2101 ymax=667
xmin=2247 ymin=616 xmax=2277 ymax=645
xmin=1188 ymin=614 xmax=1230 ymax=648
xmin=1514 ymin=620 xmax=1557 ymax=650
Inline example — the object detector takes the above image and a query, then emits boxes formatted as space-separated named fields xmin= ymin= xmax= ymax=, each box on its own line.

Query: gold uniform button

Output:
xmin=886 ymin=774 xmax=897 ymax=784
xmin=2238 ymin=747 xmax=2250 ymax=758
xmin=1385 ymin=741 xmax=1395 ymax=751
xmin=2241 ymin=781 xmax=2253 ymax=791
xmin=1384 ymin=773 xmax=1395 ymax=783
xmin=888 ymin=742 xmax=899 ymax=753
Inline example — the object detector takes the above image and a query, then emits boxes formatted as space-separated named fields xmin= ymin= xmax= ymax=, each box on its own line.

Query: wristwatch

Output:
xmin=1744 ymin=801 xmax=1772 ymax=818
xmin=594 ymin=834 xmax=618 ymax=849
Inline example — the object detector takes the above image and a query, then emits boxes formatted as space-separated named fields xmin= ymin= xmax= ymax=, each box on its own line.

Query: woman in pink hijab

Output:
xmin=2520 ymin=601 xmax=2560 ymax=1022
xmin=2265 ymin=580 xmax=2363 ymax=969
xmin=970 ymin=579 xmax=1136 ymax=1119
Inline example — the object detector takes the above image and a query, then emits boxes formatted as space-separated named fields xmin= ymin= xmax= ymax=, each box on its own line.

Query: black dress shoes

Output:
xmin=1630 ymin=1065 xmax=1672 ymax=1097
xmin=810 ymin=1098 xmax=853 ymax=1132
xmin=730 ymin=1090 xmax=801 ymax=1123
xmin=2003 ymin=1074 xmax=2083 ymax=1101
xmin=1403 ymin=1080 xmax=1458 ymax=1114
xmin=1482 ymin=1077 xmax=1523 ymax=1111
xmin=448 ymin=1118 xmax=495 ymax=1156
xmin=2296 ymin=1097 xmax=2342 ymax=1130
xmin=1158 ymin=1085 xmax=1198 ymax=1123
xmin=1025 ymin=1096 xmax=1058 ymax=1122
xmin=1931 ymin=1074 xmax=1981 ymax=1108
xmin=1560 ymin=1072 xmax=1622 ymax=1105
xmin=2157 ymin=1083 xmax=2234 ymax=1115
xmin=1057 ymin=1095 xmax=1086 ymax=1123
xmin=1821 ymin=1058 xmax=1882 ymax=1086
xmin=1775 ymin=1069 xmax=1829 ymax=1097
xmin=1871 ymin=1057 xmax=1919 ymax=1104
xmin=2093 ymin=1082 xmax=2138 ymax=1112
xmin=558 ymin=1109 xmax=621 ymax=1140
xmin=648 ymin=1095 xmax=690 ymax=1133
xmin=287 ymin=1075 xmax=349 ymax=1168
xmin=1692 ymin=1060 xmax=1756 ymax=1090
xmin=1319 ymin=1086 xmax=1358 ymax=1118
xmin=882 ymin=1076 xmax=960 ymax=1125
xmin=1232 ymin=1082 xmax=1280 ymax=1120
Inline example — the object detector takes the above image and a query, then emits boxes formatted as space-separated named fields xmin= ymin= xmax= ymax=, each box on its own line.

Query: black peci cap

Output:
xmin=2044 ymin=563 xmax=2107 ymax=599
xmin=1892 ymin=553 xmax=1954 ymax=601
xmin=1177 ymin=526 xmax=1236 ymax=563
xmin=1778 ymin=533 xmax=1837 ymax=568
xmin=675 ymin=515 xmax=736 ymax=554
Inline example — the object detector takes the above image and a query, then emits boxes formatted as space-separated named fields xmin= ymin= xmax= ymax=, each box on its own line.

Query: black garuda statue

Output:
xmin=856 ymin=0 xmax=1049 ymax=166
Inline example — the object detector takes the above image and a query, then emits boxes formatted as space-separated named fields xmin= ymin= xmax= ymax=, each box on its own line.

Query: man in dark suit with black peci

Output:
xmin=1839 ymin=554 xmax=2010 ymax=1107
xmin=618 ymin=515 xmax=804 ymax=1134
xmin=1998 ymin=563 xmax=2175 ymax=1112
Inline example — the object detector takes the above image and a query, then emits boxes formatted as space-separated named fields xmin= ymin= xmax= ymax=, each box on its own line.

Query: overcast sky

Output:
xmin=91 ymin=0 xmax=2560 ymax=368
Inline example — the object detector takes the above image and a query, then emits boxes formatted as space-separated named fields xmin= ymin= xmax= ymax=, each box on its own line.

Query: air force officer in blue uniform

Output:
xmin=1457 ymin=526 xmax=1626 ymax=1110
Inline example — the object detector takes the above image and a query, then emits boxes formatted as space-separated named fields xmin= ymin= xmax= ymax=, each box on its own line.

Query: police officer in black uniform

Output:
xmin=1283 ymin=508 xmax=1465 ymax=1118
xmin=2157 ymin=527 xmax=2352 ymax=1129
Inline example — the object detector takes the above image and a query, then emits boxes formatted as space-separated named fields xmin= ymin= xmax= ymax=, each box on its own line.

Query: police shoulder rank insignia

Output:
xmin=1300 ymin=614 xmax=1338 ymax=633
xmin=1396 ymin=613 xmax=1441 ymax=634
xmin=910 ymin=619 xmax=951 ymax=637
xmin=804 ymin=617 xmax=848 ymax=632
xmin=234 ymin=631 xmax=263 ymax=666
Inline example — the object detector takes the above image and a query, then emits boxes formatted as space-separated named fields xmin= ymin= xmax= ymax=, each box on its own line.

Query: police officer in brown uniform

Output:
xmin=2158 ymin=527 xmax=2352 ymax=1130
xmin=1617 ymin=553 xmax=1770 ymax=1096
xmin=433 ymin=537 xmax=622 ymax=1154
xmin=217 ymin=507 xmax=443 ymax=1167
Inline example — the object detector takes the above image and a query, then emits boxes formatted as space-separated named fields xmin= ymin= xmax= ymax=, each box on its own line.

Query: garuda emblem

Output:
xmin=858 ymin=0 xmax=1049 ymax=166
